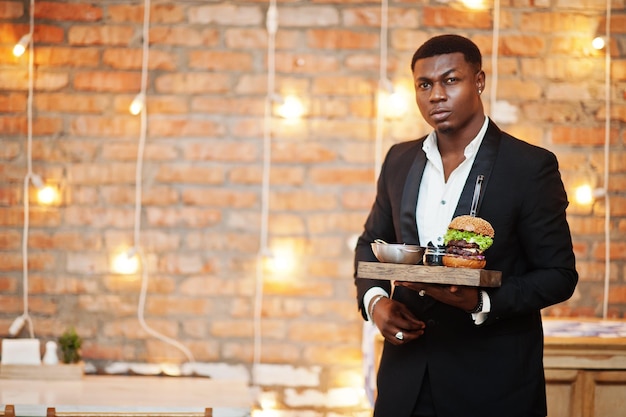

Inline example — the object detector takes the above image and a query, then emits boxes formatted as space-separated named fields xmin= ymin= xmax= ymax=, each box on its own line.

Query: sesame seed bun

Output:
xmin=447 ymin=215 xmax=495 ymax=238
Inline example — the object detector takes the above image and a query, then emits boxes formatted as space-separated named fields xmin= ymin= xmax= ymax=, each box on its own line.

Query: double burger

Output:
xmin=442 ymin=215 xmax=494 ymax=269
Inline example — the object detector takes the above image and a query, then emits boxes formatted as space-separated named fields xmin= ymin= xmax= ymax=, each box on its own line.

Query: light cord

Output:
xmin=17 ymin=0 xmax=36 ymax=339
xmin=254 ymin=0 xmax=278 ymax=386
xmin=131 ymin=0 xmax=194 ymax=364
xmin=374 ymin=0 xmax=389 ymax=179
xmin=601 ymin=0 xmax=611 ymax=319
xmin=489 ymin=0 xmax=500 ymax=113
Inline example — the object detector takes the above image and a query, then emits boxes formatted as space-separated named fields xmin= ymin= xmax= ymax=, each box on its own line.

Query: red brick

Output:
xmin=313 ymin=76 xmax=374 ymax=95
xmin=34 ymin=47 xmax=100 ymax=68
xmin=102 ymin=49 xmax=177 ymax=71
xmin=107 ymin=4 xmax=185 ymax=24
xmin=224 ymin=28 xmax=267 ymax=49
xmin=189 ymin=3 xmax=263 ymax=26
xmin=68 ymin=25 xmax=135 ymax=46
xmin=0 ymin=115 xmax=63 ymax=136
xmin=74 ymin=71 xmax=142 ymax=92
xmin=191 ymin=97 xmax=264 ymax=116
xmin=188 ymin=51 xmax=254 ymax=71
xmin=343 ymin=6 xmax=419 ymax=28
xmin=307 ymin=29 xmax=378 ymax=49
xmin=181 ymin=188 xmax=258 ymax=208
xmin=551 ymin=126 xmax=620 ymax=146
xmin=182 ymin=142 xmax=258 ymax=162
xmin=275 ymin=52 xmax=339 ymax=74
xmin=35 ymin=93 xmax=109 ymax=113
xmin=422 ymin=6 xmax=492 ymax=30
xmin=155 ymin=164 xmax=225 ymax=185
xmin=270 ymin=190 xmax=337 ymax=211
xmin=70 ymin=116 xmax=139 ymax=138
xmin=148 ymin=118 xmax=225 ymax=138
xmin=0 ymin=1 xmax=23 ymax=19
xmin=145 ymin=207 xmax=222 ymax=228
xmin=35 ymin=1 xmax=102 ymax=21
xmin=0 ymin=92 xmax=26 ymax=112
xmin=520 ymin=12 xmax=596 ymax=32
xmin=310 ymin=167 xmax=373 ymax=185
xmin=155 ymin=73 xmax=230 ymax=94
xmin=149 ymin=27 xmax=219 ymax=47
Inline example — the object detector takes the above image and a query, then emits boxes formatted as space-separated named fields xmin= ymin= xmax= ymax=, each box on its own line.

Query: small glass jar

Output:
xmin=423 ymin=245 xmax=446 ymax=266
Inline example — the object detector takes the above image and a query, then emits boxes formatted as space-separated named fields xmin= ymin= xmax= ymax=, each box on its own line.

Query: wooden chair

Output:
xmin=1 ymin=405 xmax=16 ymax=417
xmin=45 ymin=408 xmax=212 ymax=417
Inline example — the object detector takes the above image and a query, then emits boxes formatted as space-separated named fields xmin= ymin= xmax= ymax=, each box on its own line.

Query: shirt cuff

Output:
xmin=364 ymin=287 xmax=389 ymax=322
xmin=471 ymin=290 xmax=491 ymax=325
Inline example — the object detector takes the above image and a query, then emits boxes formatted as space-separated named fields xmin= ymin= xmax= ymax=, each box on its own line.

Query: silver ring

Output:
xmin=419 ymin=289 xmax=426 ymax=297
xmin=394 ymin=331 xmax=404 ymax=340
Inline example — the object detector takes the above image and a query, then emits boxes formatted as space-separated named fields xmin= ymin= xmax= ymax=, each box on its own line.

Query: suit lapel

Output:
xmin=400 ymin=144 xmax=427 ymax=245
xmin=454 ymin=120 xmax=501 ymax=217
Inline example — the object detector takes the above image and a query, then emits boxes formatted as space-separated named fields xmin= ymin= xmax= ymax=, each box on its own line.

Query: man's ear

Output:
xmin=476 ymin=70 xmax=486 ymax=93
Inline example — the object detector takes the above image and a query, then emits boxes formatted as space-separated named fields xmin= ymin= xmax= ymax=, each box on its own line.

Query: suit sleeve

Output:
xmin=483 ymin=150 xmax=578 ymax=325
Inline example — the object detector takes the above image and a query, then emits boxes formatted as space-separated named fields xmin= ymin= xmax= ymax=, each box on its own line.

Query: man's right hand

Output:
xmin=371 ymin=297 xmax=426 ymax=345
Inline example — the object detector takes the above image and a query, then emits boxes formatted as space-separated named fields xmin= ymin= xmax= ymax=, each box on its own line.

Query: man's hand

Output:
xmin=370 ymin=296 xmax=426 ymax=345
xmin=394 ymin=281 xmax=480 ymax=312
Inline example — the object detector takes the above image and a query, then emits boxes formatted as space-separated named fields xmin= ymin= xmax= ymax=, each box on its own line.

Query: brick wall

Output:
xmin=1 ymin=0 xmax=625 ymax=415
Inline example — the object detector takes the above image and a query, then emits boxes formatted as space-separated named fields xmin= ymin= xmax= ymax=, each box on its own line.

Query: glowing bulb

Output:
xmin=12 ymin=34 xmax=31 ymax=57
xmin=592 ymin=36 xmax=605 ymax=50
xmin=129 ymin=94 xmax=144 ymax=115
xmin=461 ymin=0 xmax=486 ymax=9
xmin=112 ymin=249 xmax=139 ymax=274
xmin=575 ymin=184 xmax=594 ymax=205
xmin=276 ymin=95 xmax=304 ymax=119
xmin=37 ymin=185 xmax=58 ymax=205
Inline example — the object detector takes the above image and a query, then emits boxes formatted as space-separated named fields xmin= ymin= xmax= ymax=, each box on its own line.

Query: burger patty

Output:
xmin=447 ymin=239 xmax=479 ymax=249
xmin=446 ymin=240 xmax=484 ymax=259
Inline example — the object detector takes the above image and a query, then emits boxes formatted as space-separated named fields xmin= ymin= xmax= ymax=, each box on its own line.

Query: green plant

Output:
xmin=58 ymin=327 xmax=82 ymax=364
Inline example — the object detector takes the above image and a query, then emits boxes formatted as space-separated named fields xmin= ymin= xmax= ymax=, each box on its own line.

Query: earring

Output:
xmin=478 ymin=89 xmax=482 ymax=94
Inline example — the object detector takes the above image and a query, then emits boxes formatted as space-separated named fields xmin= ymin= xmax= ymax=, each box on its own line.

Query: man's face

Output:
xmin=412 ymin=52 xmax=484 ymax=135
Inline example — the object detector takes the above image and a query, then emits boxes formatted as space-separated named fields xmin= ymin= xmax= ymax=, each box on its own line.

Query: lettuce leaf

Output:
xmin=443 ymin=229 xmax=493 ymax=252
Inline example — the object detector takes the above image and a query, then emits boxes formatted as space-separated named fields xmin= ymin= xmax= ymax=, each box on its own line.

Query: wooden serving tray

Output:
xmin=357 ymin=261 xmax=501 ymax=287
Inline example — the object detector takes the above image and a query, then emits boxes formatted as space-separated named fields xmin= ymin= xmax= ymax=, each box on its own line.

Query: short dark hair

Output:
xmin=411 ymin=34 xmax=482 ymax=72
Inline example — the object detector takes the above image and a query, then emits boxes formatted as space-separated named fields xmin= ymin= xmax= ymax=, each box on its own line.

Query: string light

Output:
xmin=37 ymin=184 xmax=59 ymax=205
xmin=592 ymin=36 xmax=606 ymax=50
xmin=12 ymin=33 xmax=31 ymax=57
xmin=276 ymin=95 xmax=304 ymax=119
xmin=15 ymin=0 xmax=36 ymax=339
xmin=129 ymin=93 xmax=145 ymax=115
xmin=111 ymin=247 xmax=140 ymax=275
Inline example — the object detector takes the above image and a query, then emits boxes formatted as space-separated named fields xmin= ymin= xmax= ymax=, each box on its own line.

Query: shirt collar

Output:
xmin=422 ymin=116 xmax=489 ymax=159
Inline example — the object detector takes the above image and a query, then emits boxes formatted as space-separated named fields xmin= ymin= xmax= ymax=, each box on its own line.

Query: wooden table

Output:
xmin=543 ymin=319 xmax=626 ymax=417
xmin=0 ymin=375 xmax=252 ymax=417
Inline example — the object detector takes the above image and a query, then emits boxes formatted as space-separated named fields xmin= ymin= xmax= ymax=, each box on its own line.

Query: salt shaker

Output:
xmin=43 ymin=340 xmax=59 ymax=365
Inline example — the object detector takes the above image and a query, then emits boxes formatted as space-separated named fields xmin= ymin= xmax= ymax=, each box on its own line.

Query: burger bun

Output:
xmin=442 ymin=254 xmax=486 ymax=269
xmin=448 ymin=215 xmax=494 ymax=238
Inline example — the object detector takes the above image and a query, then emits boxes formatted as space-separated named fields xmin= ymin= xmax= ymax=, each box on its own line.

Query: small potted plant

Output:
xmin=58 ymin=327 xmax=82 ymax=364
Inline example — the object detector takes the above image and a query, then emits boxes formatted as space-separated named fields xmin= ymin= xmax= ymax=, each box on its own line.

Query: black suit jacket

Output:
xmin=354 ymin=120 xmax=578 ymax=417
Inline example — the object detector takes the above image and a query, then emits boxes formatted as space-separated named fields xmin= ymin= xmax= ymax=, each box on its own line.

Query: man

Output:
xmin=354 ymin=34 xmax=578 ymax=417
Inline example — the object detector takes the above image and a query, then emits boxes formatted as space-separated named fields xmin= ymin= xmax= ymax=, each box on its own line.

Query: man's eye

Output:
xmin=418 ymin=82 xmax=431 ymax=89
xmin=445 ymin=77 xmax=457 ymax=84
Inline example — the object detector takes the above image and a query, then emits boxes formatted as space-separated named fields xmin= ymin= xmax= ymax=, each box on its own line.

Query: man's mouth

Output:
xmin=430 ymin=108 xmax=450 ymax=122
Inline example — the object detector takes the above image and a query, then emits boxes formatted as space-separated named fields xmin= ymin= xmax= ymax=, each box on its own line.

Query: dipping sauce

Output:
xmin=423 ymin=245 xmax=446 ymax=266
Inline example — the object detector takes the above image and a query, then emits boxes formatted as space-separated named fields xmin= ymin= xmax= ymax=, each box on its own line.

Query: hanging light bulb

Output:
xmin=129 ymin=93 xmax=145 ymax=115
xmin=112 ymin=247 xmax=140 ymax=274
xmin=276 ymin=95 xmax=304 ymax=119
xmin=37 ymin=184 xmax=59 ymax=205
xmin=592 ymin=36 xmax=606 ymax=50
xmin=461 ymin=0 xmax=487 ymax=9
xmin=13 ymin=34 xmax=31 ymax=57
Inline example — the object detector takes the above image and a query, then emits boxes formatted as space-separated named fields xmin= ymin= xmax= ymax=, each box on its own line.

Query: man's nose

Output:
xmin=429 ymin=83 xmax=446 ymax=101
